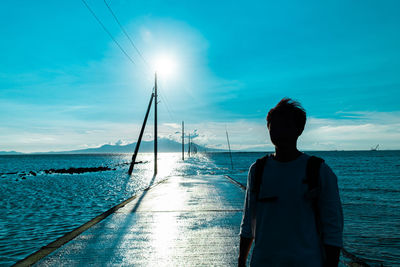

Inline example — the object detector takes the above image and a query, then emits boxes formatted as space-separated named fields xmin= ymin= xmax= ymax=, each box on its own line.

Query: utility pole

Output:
xmin=182 ymin=121 xmax=184 ymax=161
xmin=128 ymin=72 xmax=159 ymax=176
xmin=226 ymin=128 xmax=234 ymax=169
xmin=188 ymin=133 xmax=191 ymax=157
xmin=154 ymin=72 xmax=158 ymax=175
xmin=128 ymin=93 xmax=154 ymax=175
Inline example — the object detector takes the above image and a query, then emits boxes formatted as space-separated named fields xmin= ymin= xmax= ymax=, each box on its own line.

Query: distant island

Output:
xmin=0 ymin=138 xmax=227 ymax=154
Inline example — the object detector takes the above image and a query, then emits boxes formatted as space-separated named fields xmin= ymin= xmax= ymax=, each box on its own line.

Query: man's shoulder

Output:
xmin=302 ymin=152 xmax=313 ymax=160
xmin=303 ymin=153 xmax=334 ymax=173
xmin=249 ymin=154 xmax=270 ymax=169
xmin=305 ymin=155 xmax=338 ymax=185
xmin=303 ymin=153 xmax=330 ymax=167
xmin=248 ymin=154 xmax=271 ymax=179
xmin=249 ymin=161 xmax=257 ymax=171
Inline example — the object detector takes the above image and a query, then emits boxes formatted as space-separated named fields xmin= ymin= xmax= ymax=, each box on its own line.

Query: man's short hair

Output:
xmin=266 ymin=97 xmax=307 ymax=135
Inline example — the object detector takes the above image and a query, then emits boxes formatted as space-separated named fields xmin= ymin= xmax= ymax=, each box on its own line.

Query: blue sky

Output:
xmin=1 ymin=0 xmax=399 ymax=152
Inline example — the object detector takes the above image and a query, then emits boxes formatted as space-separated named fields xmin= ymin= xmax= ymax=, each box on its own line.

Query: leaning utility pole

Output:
xmin=154 ymin=72 xmax=158 ymax=175
xmin=128 ymin=93 xmax=154 ymax=175
xmin=128 ymin=73 xmax=159 ymax=176
xmin=226 ymin=128 xmax=234 ymax=169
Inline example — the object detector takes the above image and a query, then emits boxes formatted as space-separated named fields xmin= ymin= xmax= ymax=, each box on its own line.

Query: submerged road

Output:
xmin=33 ymin=175 xmax=245 ymax=266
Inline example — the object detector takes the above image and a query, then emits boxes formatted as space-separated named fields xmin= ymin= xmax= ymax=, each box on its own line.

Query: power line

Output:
xmin=156 ymin=83 xmax=174 ymax=121
xmin=161 ymin=91 xmax=175 ymax=120
xmin=82 ymin=0 xmax=154 ymax=84
xmin=157 ymin=80 xmax=177 ymax=121
xmin=81 ymin=0 xmax=137 ymax=66
xmin=103 ymin=0 xmax=151 ymax=71
xmin=158 ymin=90 xmax=175 ymax=121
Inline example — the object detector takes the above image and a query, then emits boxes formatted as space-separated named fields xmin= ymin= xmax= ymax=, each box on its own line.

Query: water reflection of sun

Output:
xmin=150 ymin=212 xmax=179 ymax=263
xmin=148 ymin=170 xmax=186 ymax=263
xmin=156 ymin=153 xmax=182 ymax=177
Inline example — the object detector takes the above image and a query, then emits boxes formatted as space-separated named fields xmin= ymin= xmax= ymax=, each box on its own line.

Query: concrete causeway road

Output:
xmin=34 ymin=175 xmax=246 ymax=266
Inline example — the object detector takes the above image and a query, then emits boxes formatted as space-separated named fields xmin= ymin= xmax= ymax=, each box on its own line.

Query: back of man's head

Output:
xmin=266 ymin=98 xmax=307 ymax=136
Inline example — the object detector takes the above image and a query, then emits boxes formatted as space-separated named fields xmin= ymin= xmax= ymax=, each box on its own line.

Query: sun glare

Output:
xmin=153 ymin=54 xmax=178 ymax=78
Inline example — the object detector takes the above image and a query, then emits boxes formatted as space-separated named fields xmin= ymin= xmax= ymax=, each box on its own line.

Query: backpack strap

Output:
xmin=305 ymin=156 xmax=324 ymax=193
xmin=304 ymin=156 xmax=325 ymax=249
xmin=251 ymin=154 xmax=270 ymax=199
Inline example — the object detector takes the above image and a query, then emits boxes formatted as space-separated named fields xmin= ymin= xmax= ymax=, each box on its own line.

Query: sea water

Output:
xmin=0 ymin=151 xmax=399 ymax=266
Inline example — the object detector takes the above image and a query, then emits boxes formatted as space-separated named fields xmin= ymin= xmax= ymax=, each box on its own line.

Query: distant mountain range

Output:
xmin=0 ymin=138 xmax=226 ymax=154
xmin=0 ymin=150 xmax=23 ymax=155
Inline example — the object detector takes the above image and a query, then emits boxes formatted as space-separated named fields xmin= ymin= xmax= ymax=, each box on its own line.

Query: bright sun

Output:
xmin=153 ymin=54 xmax=177 ymax=78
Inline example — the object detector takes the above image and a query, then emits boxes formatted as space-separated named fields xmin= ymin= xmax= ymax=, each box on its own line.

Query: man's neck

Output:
xmin=273 ymin=147 xmax=302 ymax=162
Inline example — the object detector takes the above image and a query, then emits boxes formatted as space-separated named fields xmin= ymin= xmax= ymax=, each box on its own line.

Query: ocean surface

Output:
xmin=0 ymin=151 xmax=399 ymax=266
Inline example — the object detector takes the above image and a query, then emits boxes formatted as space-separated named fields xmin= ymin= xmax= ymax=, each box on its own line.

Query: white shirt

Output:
xmin=239 ymin=153 xmax=343 ymax=267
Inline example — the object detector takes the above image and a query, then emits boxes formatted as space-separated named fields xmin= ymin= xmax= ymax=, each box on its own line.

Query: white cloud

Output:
xmin=162 ymin=123 xmax=181 ymax=129
xmin=300 ymin=112 xmax=400 ymax=150
xmin=1 ymin=110 xmax=399 ymax=152
xmin=114 ymin=139 xmax=129 ymax=146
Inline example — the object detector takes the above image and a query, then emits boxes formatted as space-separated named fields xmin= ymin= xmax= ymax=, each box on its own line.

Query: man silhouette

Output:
xmin=238 ymin=98 xmax=343 ymax=266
